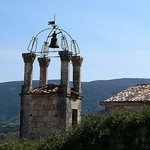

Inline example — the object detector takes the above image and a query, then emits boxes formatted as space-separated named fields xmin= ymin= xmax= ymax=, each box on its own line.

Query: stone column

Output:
xmin=38 ymin=57 xmax=51 ymax=86
xmin=59 ymin=51 xmax=72 ymax=95
xmin=71 ymin=56 xmax=83 ymax=94
xmin=22 ymin=53 xmax=36 ymax=93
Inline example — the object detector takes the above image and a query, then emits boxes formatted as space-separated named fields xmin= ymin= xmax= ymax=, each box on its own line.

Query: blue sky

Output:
xmin=1 ymin=0 xmax=150 ymax=83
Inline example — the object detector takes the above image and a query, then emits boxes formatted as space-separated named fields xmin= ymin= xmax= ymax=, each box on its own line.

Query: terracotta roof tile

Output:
xmin=105 ymin=84 xmax=150 ymax=102
xmin=30 ymin=84 xmax=59 ymax=94
xmin=30 ymin=84 xmax=79 ymax=96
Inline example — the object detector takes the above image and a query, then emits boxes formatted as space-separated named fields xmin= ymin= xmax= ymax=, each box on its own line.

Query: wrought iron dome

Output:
xmin=27 ymin=18 xmax=80 ymax=58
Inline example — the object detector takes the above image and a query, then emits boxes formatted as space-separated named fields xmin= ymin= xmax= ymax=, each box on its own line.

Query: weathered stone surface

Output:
xmin=41 ymin=99 xmax=52 ymax=105
xmin=59 ymin=51 xmax=72 ymax=96
xmin=30 ymin=122 xmax=36 ymax=128
xmin=34 ymin=99 xmax=41 ymax=105
xmin=39 ymin=111 xmax=48 ymax=117
xmin=33 ymin=105 xmax=43 ymax=110
xmin=38 ymin=57 xmax=51 ymax=67
xmin=33 ymin=116 xmax=43 ymax=122
xmin=38 ymin=57 xmax=51 ymax=86
xmin=105 ymin=103 xmax=150 ymax=115
xmin=72 ymin=56 xmax=83 ymax=93
xmin=36 ymin=123 xmax=44 ymax=128
xmin=49 ymin=104 xmax=55 ymax=111
xmin=29 ymin=116 xmax=33 ymax=122
xmin=43 ymin=116 xmax=51 ymax=122
xmin=59 ymin=51 xmax=72 ymax=62
xmin=20 ymin=93 xmax=83 ymax=139
xmin=22 ymin=53 xmax=36 ymax=93
xmin=22 ymin=53 xmax=36 ymax=64
xmin=71 ymin=56 xmax=83 ymax=66
xmin=30 ymin=110 xmax=38 ymax=117
xmin=43 ymin=105 xmax=50 ymax=111
xmin=48 ymin=111 xmax=55 ymax=117
xmin=32 ymin=127 xmax=40 ymax=133
xmin=20 ymin=94 xmax=32 ymax=138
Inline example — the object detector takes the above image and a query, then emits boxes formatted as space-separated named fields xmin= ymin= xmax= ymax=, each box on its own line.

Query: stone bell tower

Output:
xmin=20 ymin=20 xmax=83 ymax=139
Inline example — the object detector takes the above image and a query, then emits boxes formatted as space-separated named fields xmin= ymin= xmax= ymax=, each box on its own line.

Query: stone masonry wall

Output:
xmin=106 ymin=126 xmax=150 ymax=150
xmin=71 ymin=99 xmax=82 ymax=124
xmin=105 ymin=103 xmax=150 ymax=115
xmin=65 ymin=98 xmax=82 ymax=129
xmin=28 ymin=94 xmax=67 ymax=139
xmin=20 ymin=94 xmax=32 ymax=139
xmin=20 ymin=93 xmax=82 ymax=139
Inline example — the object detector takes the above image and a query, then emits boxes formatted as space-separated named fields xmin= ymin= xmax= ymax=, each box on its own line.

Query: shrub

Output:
xmin=1 ymin=108 xmax=150 ymax=150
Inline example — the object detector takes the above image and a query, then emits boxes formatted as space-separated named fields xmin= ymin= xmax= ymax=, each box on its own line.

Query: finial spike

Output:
xmin=54 ymin=14 xmax=55 ymax=23
xmin=48 ymin=14 xmax=56 ymax=26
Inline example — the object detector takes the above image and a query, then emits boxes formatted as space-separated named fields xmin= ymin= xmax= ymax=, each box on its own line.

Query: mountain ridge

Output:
xmin=1 ymin=78 xmax=150 ymax=124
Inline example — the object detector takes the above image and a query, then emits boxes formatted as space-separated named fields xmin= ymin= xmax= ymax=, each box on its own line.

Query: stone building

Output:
xmin=20 ymin=51 xmax=83 ymax=139
xmin=100 ymin=84 xmax=150 ymax=115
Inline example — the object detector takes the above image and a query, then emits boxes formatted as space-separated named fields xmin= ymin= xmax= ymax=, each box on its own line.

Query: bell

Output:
xmin=49 ymin=31 xmax=59 ymax=48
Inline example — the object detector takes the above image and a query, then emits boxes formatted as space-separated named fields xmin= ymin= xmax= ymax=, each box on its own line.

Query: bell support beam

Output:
xmin=71 ymin=56 xmax=83 ymax=94
xmin=22 ymin=53 xmax=36 ymax=93
xmin=38 ymin=57 xmax=51 ymax=86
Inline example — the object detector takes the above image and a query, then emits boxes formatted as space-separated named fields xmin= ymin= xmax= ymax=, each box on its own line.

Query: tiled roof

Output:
xmin=105 ymin=84 xmax=150 ymax=102
xmin=30 ymin=84 xmax=59 ymax=94
xmin=30 ymin=84 xmax=80 ymax=96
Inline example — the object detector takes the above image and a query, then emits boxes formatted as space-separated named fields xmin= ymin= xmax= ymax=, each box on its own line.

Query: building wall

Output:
xmin=105 ymin=103 xmax=150 ymax=115
xmin=71 ymin=99 xmax=82 ymax=124
xmin=29 ymin=94 xmax=65 ymax=139
xmin=65 ymin=98 xmax=82 ymax=129
xmin=20 ymin=94 xmax=32 ymax=139
xmin=20 ymin=93 xmax=82 ymax=139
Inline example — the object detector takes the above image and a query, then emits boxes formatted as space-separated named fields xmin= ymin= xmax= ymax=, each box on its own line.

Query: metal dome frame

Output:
xmin=27 ymin=22 xmax=80 ymax=57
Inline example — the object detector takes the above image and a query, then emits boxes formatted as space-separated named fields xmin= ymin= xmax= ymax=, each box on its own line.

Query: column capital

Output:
xmin=71 ymin=56 xmax=83 ymax=66
xmin=38 ymin=57 xmax=51 ymax=67
xmin=59 ymin=51 xmax=72 ymax=62
xmin=22 ymin=53 xmax=36 ymax=64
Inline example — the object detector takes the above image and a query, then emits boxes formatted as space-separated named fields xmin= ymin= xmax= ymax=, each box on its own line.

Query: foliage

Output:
xmin=0 ymin=125 xmax=19 ymax=134
xmin=1 ymin=109 xmax=150 ymax=149
xmin=0 ymin=139 xmax=38 ymax=150
xmin=0 ymin=125 xmax=19 ymax=143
